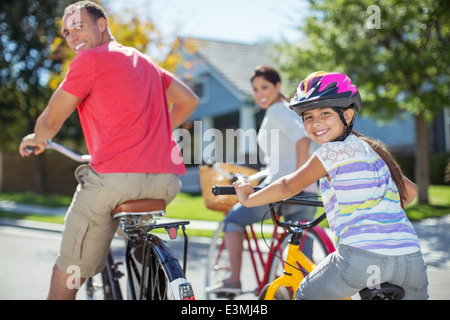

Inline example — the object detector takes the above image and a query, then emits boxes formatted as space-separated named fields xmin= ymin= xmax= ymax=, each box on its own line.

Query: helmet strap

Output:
xmin=332 ymin=107 xmax=353 ymax=142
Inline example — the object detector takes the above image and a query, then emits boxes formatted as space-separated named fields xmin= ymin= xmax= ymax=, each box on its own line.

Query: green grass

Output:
xmin=405 ymin=185 xmax=450 ymax=220
xmin=165 ymin=193 xmax=224 ymax=222
xmin=0 ymin=191 xmax=73 ymax=207
xmin=0 ymin=211 xmax=65 ymax=224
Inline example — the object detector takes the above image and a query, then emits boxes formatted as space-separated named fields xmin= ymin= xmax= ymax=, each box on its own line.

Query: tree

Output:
xmin=1 ymin=0 xmax=188 ymax=193
xmin=0 ymin=0 xmax=72 ymax=150
xmin=276 ymin=0 xmax=449 ymax=204
xmin=0 ymin=0 xmax=73 ymax=193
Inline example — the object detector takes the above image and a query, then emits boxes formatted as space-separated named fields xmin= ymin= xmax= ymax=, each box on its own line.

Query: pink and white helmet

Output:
xmin=289 ymin=71 xmax=361 ymax=115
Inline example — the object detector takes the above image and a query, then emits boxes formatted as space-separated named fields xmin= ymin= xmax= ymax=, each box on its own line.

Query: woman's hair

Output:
xmin=352 ymin=129 xmax=407 ymax=207
xmin=250 ymin=65 xmax=288 ymax=101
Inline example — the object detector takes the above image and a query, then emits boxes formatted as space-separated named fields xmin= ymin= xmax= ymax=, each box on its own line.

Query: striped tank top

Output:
xmin=314 ymin=134 xmax=420 ymax=255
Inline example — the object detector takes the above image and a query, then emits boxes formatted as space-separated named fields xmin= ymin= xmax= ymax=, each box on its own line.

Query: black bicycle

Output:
xmin=27 ymin=140 xmax=195 ymax=300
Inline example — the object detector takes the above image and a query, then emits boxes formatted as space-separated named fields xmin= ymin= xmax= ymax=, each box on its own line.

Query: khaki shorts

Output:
xmin=56 ymin=164 xmax=181 ymax=278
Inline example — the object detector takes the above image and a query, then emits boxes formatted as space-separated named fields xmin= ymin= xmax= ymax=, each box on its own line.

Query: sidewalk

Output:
xmin=1 ymin=199 xmax=449 ymax=299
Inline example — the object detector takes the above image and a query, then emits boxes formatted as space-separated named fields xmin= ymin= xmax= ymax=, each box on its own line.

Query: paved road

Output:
xmin=0 ymin=220 xmax=211 ymax=300
xmin=0 ymin=212 xmax=449 ymax=300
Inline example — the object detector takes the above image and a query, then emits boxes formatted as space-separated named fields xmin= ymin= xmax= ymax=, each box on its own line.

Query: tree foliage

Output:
xmin=0 ymin=0 xmax=188 ymax=152
xmin=0 ymin=0 xmax=72 ymax=150
xmin=276 ymin=0 xmax=449 ymax=203
xmin=278 ymin=0 xmax=448 ymax=117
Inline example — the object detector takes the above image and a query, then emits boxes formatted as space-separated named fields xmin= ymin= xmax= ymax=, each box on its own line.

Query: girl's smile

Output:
xmin=313 ymin=129 xmax=330 ymax=137
xmin=302 ymin=107 xmax=354 ymax=144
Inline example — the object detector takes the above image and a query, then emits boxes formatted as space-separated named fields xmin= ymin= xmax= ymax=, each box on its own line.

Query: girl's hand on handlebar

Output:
xmin=232 ymin=178 xmax=254 ymax=207
xmin=19 ymin=134 xmax=47 ymax=157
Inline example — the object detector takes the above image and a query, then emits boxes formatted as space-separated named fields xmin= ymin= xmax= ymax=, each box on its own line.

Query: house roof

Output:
xmin=182 ymin=38 xmax=275 ymax=98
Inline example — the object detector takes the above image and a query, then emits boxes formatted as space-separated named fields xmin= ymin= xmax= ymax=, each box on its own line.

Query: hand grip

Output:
xmin=212 ymin=186 xmax=262 ymax=195
xmin=212 ymin=186 xmax=236 ymax=195
xmin=25 ymin=146 xmax=36 ymax=154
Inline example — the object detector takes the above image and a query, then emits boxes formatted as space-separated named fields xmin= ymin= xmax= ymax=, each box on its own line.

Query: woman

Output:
xmin=206 ymin=65 xmax=318 ymax=294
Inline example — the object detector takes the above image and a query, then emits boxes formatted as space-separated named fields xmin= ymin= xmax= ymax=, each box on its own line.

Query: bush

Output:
xmin=396 ymin=152 xmax=450 ymax=185
xmin=430 ymin=153 xmax=450 ymax=185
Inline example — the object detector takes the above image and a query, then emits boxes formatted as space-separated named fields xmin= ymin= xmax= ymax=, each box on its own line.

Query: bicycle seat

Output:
xmin=112 ymin=199 xmax=166 ymax=219
xmin=359 ymin=283 xmax=404 ymax=300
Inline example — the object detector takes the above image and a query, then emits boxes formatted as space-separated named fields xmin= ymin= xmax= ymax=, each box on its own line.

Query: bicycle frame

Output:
xmin=264 ymin=236 xmax=316 ymax=299
xmin=261 ymin=200 xmax=326 ymax=300
xmin=261 ymin=201 xmax=405 ymax=301
xmin=243 ymin=218 xmax=287 ymax=295
xmin=109 ymin=212 xmax=192 ymax=300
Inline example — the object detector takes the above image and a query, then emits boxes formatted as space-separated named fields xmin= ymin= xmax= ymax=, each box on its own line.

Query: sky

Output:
xmin=105 ymin=0 xmax=310 ymax=44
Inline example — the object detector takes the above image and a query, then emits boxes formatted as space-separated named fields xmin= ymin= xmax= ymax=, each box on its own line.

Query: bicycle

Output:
xmin=212 ymin=185 xmax=405 ymax=300
xmin=26 ymin=140 xmax=195 ymax=300
xmin=200 ymin=163 xmax=334 ymax=300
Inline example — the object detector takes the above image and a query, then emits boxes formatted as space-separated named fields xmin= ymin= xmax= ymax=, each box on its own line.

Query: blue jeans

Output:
xmin=295 ymin=244 xmax=429 ymax=300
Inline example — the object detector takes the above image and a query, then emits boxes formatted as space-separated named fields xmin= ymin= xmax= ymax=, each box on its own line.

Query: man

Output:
xmin=19 ymin=1 xmax=199 ymax=299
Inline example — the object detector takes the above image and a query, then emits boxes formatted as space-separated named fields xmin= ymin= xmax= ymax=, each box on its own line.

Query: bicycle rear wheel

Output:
xmin=129 ymin=236 xmax=194 ymax=300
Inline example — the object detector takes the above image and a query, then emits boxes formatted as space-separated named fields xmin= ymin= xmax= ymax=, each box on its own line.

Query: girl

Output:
xmin=233 ymin=71 xmax=428 ymax=300
xmin=206 ymin=66 xmax=318 ymax=294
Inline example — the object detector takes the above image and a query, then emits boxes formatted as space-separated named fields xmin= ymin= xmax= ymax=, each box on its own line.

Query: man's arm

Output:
xmin=19 ymin=88 xmax=81 ymax=156
xmin=165 ymin=76 xmax=199 ymax=130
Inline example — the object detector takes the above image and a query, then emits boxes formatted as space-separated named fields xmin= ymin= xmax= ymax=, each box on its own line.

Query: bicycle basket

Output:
xmin=199 ymin=163 xmax=261 ymax=213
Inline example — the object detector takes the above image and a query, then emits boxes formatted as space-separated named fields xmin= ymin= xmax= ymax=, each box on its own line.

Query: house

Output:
xmin=173 ymin=38 xmax=274 ymax=192
xmin=172 ymin=38 xmax=449 ymax=192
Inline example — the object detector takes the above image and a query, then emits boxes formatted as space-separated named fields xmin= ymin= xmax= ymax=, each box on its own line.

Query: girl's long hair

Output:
xmin=352 ymin=130 xmax=407 ymax=207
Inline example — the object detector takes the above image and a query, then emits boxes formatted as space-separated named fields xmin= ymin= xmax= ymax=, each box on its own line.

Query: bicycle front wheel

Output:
xmin=204 ymin=220 xmax=230 ymax=300
xmin=129 ymin=236 xmax=194 ymax=300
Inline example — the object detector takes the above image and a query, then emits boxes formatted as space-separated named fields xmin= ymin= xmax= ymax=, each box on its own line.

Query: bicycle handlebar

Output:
xmin=205 ymin=161 xmax=268 ymax=183
xmin=212 ymin=185 xmax=326 ymax=230
xmin=27 ymin=139 xmax=91 ymax=163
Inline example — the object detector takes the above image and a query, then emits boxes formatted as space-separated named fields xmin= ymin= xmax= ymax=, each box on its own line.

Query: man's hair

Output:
xmin=64 ymin=1 xmax=107 ymax=22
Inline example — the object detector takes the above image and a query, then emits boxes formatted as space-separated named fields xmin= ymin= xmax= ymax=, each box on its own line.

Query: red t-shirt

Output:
xmin=60 ymin=41 xmax=185 ymax=174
